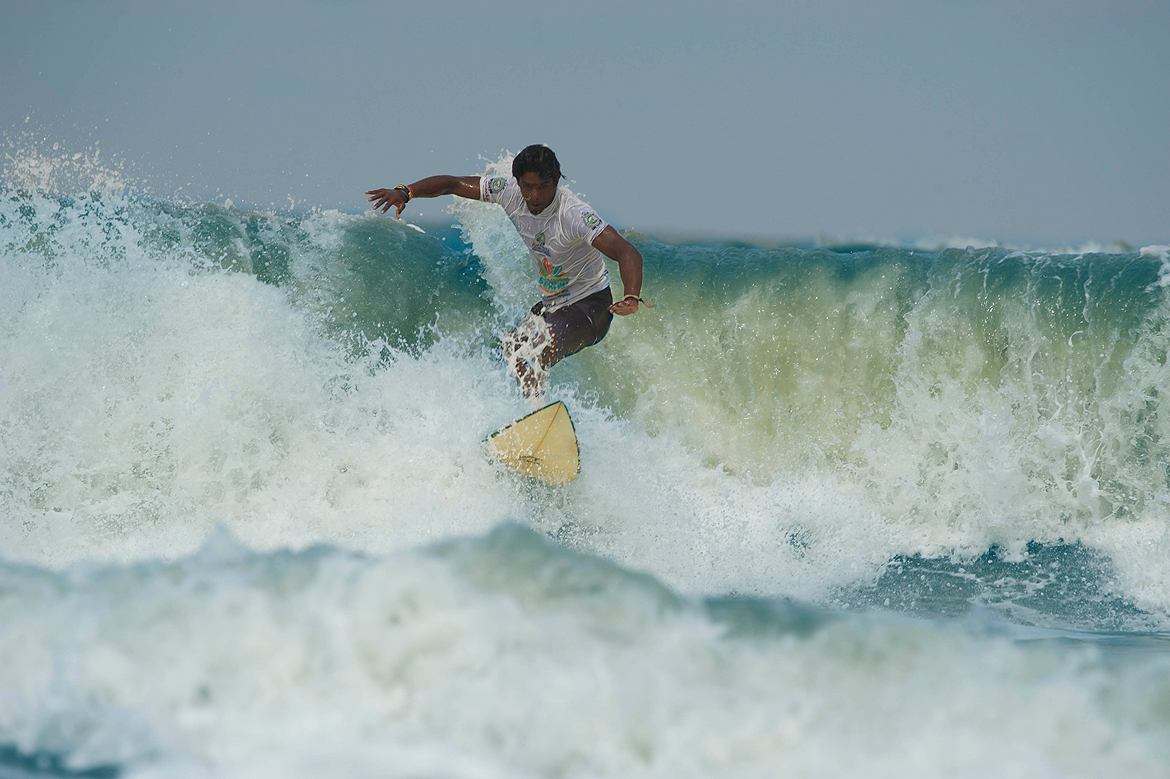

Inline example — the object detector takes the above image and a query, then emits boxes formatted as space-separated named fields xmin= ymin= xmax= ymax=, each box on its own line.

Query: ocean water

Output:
xmin=2 ymin=147 xmax=1169 ymax=779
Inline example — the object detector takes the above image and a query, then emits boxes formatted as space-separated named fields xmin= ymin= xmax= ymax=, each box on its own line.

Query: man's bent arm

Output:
xmin=592 ymin=226 xmax=645 ymax=316
xmin=366 ymin=175 xmax=481 ymax=217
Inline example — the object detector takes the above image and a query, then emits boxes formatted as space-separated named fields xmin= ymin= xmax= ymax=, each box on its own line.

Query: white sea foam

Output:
xmin=8 ymin=171 xmax=1168 ymax=614
xmin=4 ymin=145 xmax=1170 ymax=778
xmin=0 ymin=529 xmax=1167 ymax=778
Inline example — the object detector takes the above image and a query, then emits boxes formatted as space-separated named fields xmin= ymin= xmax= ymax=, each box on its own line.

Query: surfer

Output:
xmin=366 ymin=145 xmax=647 ymax=403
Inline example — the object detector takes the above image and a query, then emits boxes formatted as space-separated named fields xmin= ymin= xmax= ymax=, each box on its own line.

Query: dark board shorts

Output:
xmin=532 ymin=287 xmax=614 ymax=364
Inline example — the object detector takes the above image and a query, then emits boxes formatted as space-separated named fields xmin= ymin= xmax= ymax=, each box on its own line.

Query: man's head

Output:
xmin=513 ymin=145 xmax=562 ymax=214
xmin=512 ymin=144 xmax=563 ymax=182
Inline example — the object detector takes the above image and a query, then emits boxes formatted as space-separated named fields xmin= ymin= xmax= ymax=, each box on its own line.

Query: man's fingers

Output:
xmin=365 ymin=189 xmax=405 ymax=216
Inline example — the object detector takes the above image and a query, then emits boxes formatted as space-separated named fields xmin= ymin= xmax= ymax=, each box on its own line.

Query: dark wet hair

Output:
xmin=512 ymin=145 xmax=563 ymax=181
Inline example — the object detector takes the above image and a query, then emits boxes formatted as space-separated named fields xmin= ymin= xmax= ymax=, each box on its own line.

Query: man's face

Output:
xmin=517 ymin=172 xmax=558 ymax=214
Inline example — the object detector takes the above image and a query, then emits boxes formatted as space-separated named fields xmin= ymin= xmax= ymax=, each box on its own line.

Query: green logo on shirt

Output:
xmin=488 ymin=177 xmax=507 ymax=194
xmin=583 ymin=212 xmax=601 ymax=229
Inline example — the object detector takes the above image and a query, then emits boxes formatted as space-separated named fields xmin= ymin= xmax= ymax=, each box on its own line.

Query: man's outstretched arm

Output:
xmin=366 ymin=175 xmax=481 ymax=217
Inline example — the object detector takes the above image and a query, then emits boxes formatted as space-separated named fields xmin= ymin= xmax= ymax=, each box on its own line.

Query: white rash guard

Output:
xmin=481 ymin=175 xmax=611 ymax=310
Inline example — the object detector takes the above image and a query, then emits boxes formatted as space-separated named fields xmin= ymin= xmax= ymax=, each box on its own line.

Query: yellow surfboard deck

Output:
xmin=487 ymin=401 xmax=580 ymax=485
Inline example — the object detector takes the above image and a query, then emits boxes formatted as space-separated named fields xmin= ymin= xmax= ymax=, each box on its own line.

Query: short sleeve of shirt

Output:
xmin=481 ymin=176 xmax=514 ymax=203
xmin=573 ymin=205 xmax=608 ymax=245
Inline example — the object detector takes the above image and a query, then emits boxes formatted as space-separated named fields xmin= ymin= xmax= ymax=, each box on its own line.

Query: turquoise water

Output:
xmin=1 ymin=149 xmax=1169 ymax=777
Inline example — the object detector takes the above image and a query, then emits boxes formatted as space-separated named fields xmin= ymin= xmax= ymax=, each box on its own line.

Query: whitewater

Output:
xmin=1 ymin=147 xmax=1169 ymax=778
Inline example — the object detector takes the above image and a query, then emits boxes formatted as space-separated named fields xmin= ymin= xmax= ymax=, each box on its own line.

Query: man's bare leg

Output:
xmin=501 ymin=314 xmax=556 ymax=405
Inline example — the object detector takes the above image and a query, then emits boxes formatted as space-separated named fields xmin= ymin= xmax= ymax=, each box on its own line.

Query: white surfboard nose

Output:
xmin=487 ymin=401 xmax=580 ymax=485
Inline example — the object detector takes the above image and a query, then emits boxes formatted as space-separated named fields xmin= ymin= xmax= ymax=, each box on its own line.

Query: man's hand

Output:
xmin=366 ymin=188 xmax=408 ymax=217
xmin=609 ymin=296 xmax=642 ymax=316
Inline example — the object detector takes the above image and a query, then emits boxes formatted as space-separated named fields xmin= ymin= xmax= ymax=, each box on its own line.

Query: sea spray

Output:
xmin=3 ymin=143 xmax=1170 ymax=778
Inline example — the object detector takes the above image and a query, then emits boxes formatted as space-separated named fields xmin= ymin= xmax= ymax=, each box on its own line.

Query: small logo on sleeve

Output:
xmin=582 ymin=212 xmax=602 ymax=229
xmin=488 ymin=177 xmax=507 ymax=195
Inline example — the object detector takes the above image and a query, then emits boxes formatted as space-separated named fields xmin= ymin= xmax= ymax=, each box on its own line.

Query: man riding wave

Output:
xmin=367 ymin=145 xmax=648 ymax=402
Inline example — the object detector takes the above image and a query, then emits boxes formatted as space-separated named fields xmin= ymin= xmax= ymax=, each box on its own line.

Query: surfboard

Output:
xmin=487 ymin=401 xmax=579 ymax=485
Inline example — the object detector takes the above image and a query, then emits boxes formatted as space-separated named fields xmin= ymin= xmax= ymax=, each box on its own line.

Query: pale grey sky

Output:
xmin=3 ymin=0 xmax=1167 ymax=246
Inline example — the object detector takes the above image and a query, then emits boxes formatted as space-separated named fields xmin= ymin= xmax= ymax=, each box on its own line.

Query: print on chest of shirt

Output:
xmin=530 ymin=229 xmax=569 ymax=294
